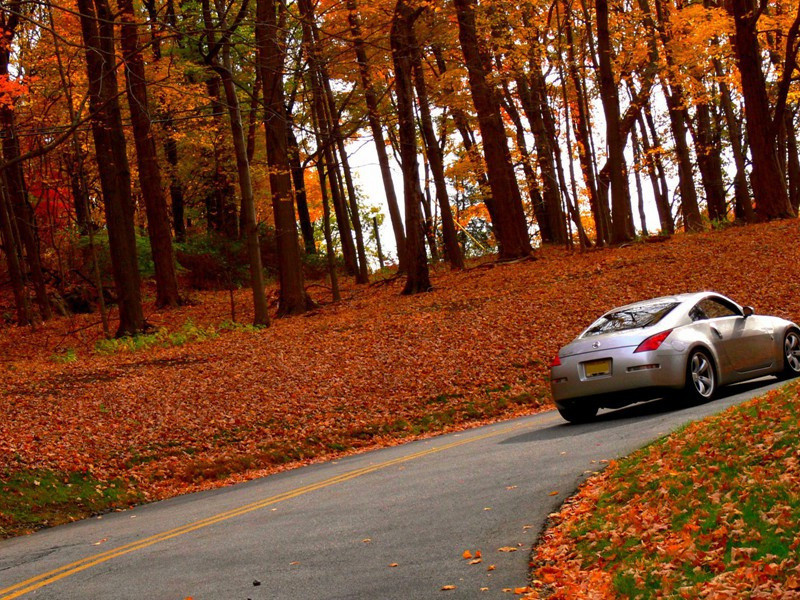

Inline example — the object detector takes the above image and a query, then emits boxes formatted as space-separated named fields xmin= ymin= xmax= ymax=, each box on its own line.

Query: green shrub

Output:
xmin=94 ymin=320 xmax=218 ymax=355
xmin=50 ymin=347 xmax=78 ymax=364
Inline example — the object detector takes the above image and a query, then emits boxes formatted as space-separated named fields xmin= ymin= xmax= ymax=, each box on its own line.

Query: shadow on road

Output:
xmin=501 ymin=376 xmax=781 ymax=444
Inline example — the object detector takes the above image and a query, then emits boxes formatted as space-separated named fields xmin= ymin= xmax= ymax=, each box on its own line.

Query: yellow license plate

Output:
xmin=584 ymin=359 xmax=611 ymax=377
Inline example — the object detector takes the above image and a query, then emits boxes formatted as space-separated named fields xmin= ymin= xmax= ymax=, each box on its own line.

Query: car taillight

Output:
xmin=634 ymin=329 xmax=673 ymax=353
xmin=550 ymin=352 xmax=562 ymax=367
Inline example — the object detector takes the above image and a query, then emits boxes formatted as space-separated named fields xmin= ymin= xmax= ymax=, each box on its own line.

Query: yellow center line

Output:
xmin=1 ymin=415 xmax=556 ymax=599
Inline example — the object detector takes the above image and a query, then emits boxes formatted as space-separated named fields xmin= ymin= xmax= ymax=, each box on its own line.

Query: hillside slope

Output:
xmin=2 ymin=220 xmax=799 ymax=535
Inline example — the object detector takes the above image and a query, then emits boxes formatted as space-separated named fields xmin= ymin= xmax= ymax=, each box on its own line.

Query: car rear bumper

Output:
xmin=550 ymin=349 xmax=687 ymax=404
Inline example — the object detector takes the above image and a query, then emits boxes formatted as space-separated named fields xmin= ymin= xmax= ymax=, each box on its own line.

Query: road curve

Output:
xmin=0 ymin=377 xmax=787 ymax=600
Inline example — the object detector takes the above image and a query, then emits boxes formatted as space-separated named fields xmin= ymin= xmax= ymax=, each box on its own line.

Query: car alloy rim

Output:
xmin=691 ymin=353 xmax=714 ymax=397
xmin=786 ymin=332 xmax=800 ymax=372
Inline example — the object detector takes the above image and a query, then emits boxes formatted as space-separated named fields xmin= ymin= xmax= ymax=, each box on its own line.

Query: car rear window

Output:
xmin=582 ymin=302 xmax=679 ymax=337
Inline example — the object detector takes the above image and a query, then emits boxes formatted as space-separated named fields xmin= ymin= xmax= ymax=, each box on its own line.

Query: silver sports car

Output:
xmin=550 ymin=292 xmax=800 ymax=423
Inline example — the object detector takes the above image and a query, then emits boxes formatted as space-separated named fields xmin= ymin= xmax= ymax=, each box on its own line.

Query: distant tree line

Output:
xmin=0 ymin=0 xmax=798 ymax=334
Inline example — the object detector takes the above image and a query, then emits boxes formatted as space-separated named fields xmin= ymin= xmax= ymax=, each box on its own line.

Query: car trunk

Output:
xmin=560 ymin=331 xmax=650 ymax=358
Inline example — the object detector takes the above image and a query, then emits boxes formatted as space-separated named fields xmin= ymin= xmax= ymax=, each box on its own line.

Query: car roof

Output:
xmin=609 ymin=292 xmax=728 ymax=313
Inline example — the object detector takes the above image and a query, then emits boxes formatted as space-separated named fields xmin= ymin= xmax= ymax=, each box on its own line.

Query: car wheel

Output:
xmin=683 ymin=349 xmax=716 ymax=402
xmin=781 ymin=329 xmax=800 ymax=379
xmin=557 ymin=402 xmax=598 ymax=424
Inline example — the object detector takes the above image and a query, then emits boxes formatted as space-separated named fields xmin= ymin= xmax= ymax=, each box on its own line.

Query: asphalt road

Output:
xmin=0 ymin=376 xmax=788 ymax=600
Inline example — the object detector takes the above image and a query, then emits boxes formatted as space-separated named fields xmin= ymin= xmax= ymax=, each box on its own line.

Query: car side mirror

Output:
xmin=743 ymin=306 xmax=754 ymax=318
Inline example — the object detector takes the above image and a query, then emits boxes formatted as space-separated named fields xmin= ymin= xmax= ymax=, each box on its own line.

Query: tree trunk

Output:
xmin=499 ymin=84 xmax=549 ymax=243
xmin=515 ymin=73 xmax=565 ymax=244
xmin=595 ymin=0 xmax=634 ymax=243
xmin=77 ymin=0 xmax=145 ymax=336
xmin=636 ymin=112 xmax=673 ymax=234
xmin=453 ymin=0 xmax=532 ymax=259
xmin=0 ymin=116 xmax=51 ymax=320
xmin=691 ymin=100 xmax=727 ymax=222
xmin=787 ymin=111 xmax=800 ymax=213
xmin=0 ymin=173 xmax=31 ymax=324
xmin=298 ymin=0 xmax=359 ymax=277
xmin=286 ymin=116 xmax=316 ymax=254
xmin=713 ymin=60 xmax=753 ymax=221
xmin=347 ymin=0 xmax=407 ymax=271
xmin=420 ymin=164 xmax=439 ymax=261
xmin=390 ymin=0 xmax=431 ymax=294
xmin=118 ymin=0 xmax=181 ymax=308
xmin=257 ymin=0 xmax=310 ymax=315
xmin=0 ymin=6 xmax=51 ymax=320
xmin=163 ymin=124 xmax=186 ymax=241
xmin=564 ymin=10 xmax=607 ymax=244
xmin=306 ymin=6 xmax=369 ymax=282
xmin=316 ymin=154 xmax=341 ymax=302
xmin=728 ymin=0 xmax=795 ymax=219
xmin=412 ymin=37 xmax=464 ymax=269
xmin=631 ymin=122 xmax=648 ymax=236
xmin=429 ymin=45 xmax=493 ymax=209
xmin=651 ymin=0 xmax=703 ymax=231
xmin=202 ymin=0 xmax=271 ymax=326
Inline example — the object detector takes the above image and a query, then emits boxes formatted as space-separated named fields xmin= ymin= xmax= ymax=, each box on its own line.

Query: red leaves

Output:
xmin=1 ymin=221 xmax=800 ymax=537
xmin=531 ymin=380 xmax=800 ymax=599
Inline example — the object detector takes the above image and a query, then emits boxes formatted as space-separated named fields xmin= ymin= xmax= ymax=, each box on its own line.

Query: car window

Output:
xmin=582 ymin=302 xmax=679 ymax=337
xmin=696 ymin=297 xmax=740 ymax=319
xmin=689 ymin=305 xmax=707 ymax=321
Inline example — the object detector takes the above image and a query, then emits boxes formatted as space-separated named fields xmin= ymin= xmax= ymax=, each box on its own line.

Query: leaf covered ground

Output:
xmin=2 ymin=220 xmax=799 ymax=537
xmin=530 ymin=380 xmax=800 ymax=599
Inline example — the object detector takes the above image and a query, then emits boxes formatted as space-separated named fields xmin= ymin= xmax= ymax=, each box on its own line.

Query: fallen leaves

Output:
xmin=530 ymin=380 xmax=800 ymax=599
xmin=2 ymin=221 xmax=800 ymax=536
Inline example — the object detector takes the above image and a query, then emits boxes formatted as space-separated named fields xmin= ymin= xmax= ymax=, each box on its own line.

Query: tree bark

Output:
xmin=713 ymin=59 xmax=753 ymax=221
xmin=0 ymin=172 xmax=31 ymax=324
xmin=787 ymin=111 xmax=800 ymax=213
xmin=650 ymin=0 xmax=703 ymax=231
xmin=202 ymin=0 xmax=271 ymax=326
xmin=77 ymin=0 xmax=145 ymax=336
xmin=347 ymin=0 xmax=407 ymax=271
xmin=691 ymin=100 xmax=727 ymax=222
xmin=636 ymin=111 xmax=673 ymax=234
xmin=163 ymin=124 xmax=186 ymax=241
xmin=595 ymin=0 xmax=634 ymax=243
xmin=257 ymin=0 xmax=310 ymax=315
xmin=298 ymin=0 xmax=359 ymax=277
xmin=1 ymin=4 xmax=51 ymax=320
xmin=514 ymin=73 xmax=564 ymax=244
xmin=453 ymin=0 xmax=532 ymax=259
xmin=564 ymin=8 xmax=608 ymax=244
xmin=118 ymin=0 xmax=180 ymax=308
xmin=285 ymin=119 xmax=316 ymax=255
xmin=412 ymin=37 xmax=464 ymax=269
xmin=390 ymin=0 xmax=431 ymax=294
xmin=728 ymin=0 xmax=795 ymax=218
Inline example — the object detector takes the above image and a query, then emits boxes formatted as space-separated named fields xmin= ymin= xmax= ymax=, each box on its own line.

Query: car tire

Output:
xmin=682 ymin=348 xmax=716 ymax=403
xmin=780 ymin=329 xmax=800 ymax=379
xmin=557 ymin=402 xmax=598 ymax=424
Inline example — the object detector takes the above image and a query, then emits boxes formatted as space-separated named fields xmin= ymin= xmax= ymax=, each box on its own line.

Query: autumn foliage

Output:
xmin=530 ymin=381 xmax=800 ymax=599
xmin=1 ymin=221 xmax=800 ymax=536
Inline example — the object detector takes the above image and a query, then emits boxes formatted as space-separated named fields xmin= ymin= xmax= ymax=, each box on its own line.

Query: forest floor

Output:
xmin=1 ymin=219 xmax=799 ymax=538
xmin=529 ymin=379 xmax=800 ymax=599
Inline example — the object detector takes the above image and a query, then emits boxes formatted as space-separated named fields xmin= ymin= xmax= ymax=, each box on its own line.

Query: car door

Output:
xmin=725 ymin=315 xmax=775 ymax=372
xmin=696 ymin=298 xmax=774 ymax=372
